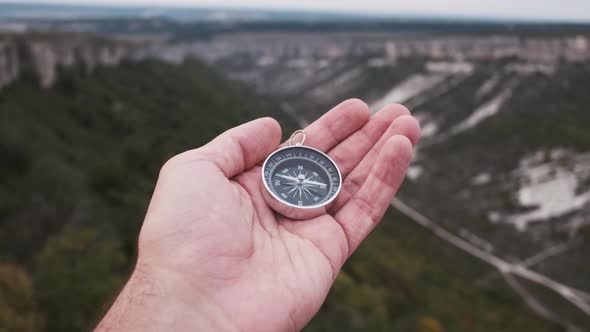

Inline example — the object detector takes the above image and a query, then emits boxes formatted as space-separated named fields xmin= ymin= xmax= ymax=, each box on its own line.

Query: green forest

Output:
xmin=0 ymin=58 xmax=559 ymax=331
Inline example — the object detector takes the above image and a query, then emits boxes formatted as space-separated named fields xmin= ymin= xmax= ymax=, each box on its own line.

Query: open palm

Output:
xmin=98 ymin=99 xmax=420 ymax=332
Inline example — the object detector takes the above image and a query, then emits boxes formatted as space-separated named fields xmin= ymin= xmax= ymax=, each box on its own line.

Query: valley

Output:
xmin=1 ymin=10 xmax=590 ymax=331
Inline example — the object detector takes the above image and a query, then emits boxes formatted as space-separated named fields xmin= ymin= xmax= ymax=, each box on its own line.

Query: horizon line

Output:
xmin=1 ymin=1 xmax=590 ymax=25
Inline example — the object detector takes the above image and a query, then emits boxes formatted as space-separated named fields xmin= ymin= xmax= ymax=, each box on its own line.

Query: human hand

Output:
xmin=96 ymin=99 xmax=421 ymax=332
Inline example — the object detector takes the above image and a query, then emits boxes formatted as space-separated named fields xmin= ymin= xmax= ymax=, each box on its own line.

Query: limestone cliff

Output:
xmin=0 ymin=34 xmax=166 ymax=90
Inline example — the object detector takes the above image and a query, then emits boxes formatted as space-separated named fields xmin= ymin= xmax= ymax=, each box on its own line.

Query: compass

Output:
xmin=262 ymin=130 xmax=342 ymax=219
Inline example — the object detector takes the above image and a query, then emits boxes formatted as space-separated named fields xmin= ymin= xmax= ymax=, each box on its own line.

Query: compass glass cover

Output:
xmin=262 ymin=146 xmax=341 ymax=208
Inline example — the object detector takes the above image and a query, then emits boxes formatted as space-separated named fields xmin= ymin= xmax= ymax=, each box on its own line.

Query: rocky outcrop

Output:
xmin=0 ymin=40 xmax=20 ymax=89
xmin=0 ymin=34 xmax=165 ymax=90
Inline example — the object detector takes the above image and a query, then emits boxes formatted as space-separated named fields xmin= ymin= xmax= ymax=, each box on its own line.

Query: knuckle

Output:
xmin=382 ymin=103 xmax=411 ymax=116
xmin=346 ymin=98 xmax=368 ymax=108
xmin=354 ymin=195 xmax=380 ymax=225
xmin=346 ymin=175 xmax=364 ymax=194
xmin=159 ymin=152 xmax=189 ymax=175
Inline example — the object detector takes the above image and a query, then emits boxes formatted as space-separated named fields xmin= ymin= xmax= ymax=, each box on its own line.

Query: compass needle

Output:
xmin=276 ymin=174 xmax=299 ymax=182
xmin=303 ymin=179 xmax=328 ymax=189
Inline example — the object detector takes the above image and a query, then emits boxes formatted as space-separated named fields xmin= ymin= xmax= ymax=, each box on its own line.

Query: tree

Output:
xmin=0 ymin=263 xmax=44 ymax=331
xmin=34 ymin=227 xmax=125 ymax=332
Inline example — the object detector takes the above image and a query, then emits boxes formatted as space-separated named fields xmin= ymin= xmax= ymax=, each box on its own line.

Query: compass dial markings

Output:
xmin=263 ymin=146 xmax=341 ymax=208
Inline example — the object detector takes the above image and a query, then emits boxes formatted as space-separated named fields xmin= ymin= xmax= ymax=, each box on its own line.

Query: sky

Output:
xmin=4 ymin=0 xmax=590 ymax=22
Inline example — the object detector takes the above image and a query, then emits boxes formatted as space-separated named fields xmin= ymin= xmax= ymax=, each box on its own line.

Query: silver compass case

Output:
xmin=261 ymin=130 xmax=342 ymax=219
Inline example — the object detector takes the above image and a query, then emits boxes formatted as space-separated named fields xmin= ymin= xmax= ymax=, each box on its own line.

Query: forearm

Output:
xmin=95 ymin=262 xmax=238 ymax=332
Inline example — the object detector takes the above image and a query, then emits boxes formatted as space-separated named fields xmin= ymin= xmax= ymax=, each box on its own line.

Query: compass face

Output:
xmin=262 ymin=146 xmax=341 ymax=209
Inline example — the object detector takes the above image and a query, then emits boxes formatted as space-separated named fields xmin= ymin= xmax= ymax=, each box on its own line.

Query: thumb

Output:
xmin=197 ymin=117 xmax=282 ymax=178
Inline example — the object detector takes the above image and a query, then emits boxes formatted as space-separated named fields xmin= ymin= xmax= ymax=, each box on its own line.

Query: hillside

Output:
xmin=0 ymin=55 xmax=297 ymax=331
xmin=308 ymin=209 xmax=560 ymax=332
xmin=197 ymin=28 xmax=590 ymax=330
xmin=0 ymin=28 xmax=583 ymax=332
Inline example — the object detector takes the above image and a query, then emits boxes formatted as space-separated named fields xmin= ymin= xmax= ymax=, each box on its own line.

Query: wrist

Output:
xmin=96 ymin=258 xmax=239 ymax=332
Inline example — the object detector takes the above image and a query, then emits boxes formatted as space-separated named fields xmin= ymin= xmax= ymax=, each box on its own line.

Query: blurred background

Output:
xmin=1 ymin=1 xmax=589 ymax=331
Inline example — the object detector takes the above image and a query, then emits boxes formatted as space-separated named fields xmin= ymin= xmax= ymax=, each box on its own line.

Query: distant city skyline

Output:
xmin=2 ymin=0 xmax=590 ymax=22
